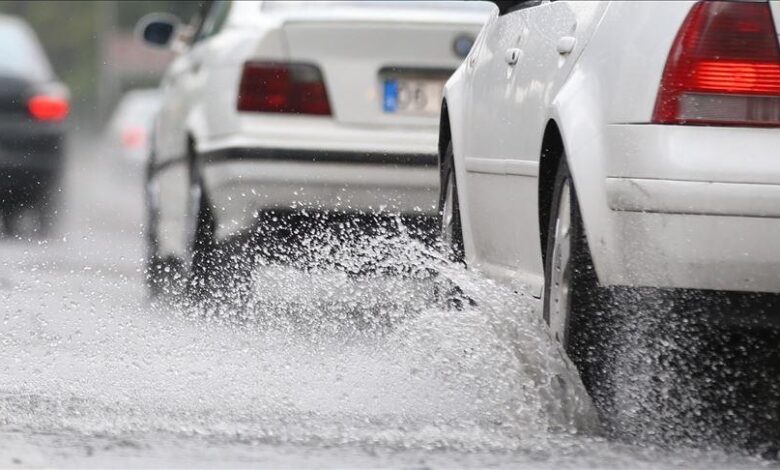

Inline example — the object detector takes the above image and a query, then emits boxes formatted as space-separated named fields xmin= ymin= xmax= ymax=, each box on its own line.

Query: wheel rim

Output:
xmin=440 ymin=172 xmax=456 ymax=257
xmin=549 ymin=178 xmax=572 ymax=346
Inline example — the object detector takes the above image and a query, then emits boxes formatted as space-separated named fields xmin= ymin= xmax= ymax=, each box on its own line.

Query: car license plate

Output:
xmin=383 ymin=77 xmax=445 ymax=116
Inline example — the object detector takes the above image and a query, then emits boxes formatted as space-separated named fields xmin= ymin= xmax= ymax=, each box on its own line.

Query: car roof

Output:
xmin=228 ymin=1 xmax=494 ymax=28
xmin=0 ymin=14 xmax=54 ymax=81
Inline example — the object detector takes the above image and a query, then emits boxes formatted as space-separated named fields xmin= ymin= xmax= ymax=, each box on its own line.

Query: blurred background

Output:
xmin=0 ymin=0 xmax=214 ymax=269
xmin=0 ymin=1 xmax=199 ymax=130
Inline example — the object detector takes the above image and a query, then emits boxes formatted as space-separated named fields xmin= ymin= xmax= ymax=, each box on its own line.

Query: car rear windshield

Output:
xmin=0 ymin=17 xmax=54 ymax=81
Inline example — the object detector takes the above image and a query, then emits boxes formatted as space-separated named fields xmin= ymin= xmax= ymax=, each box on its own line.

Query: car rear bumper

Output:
xmin=598 ymin=125 xmax=780 ymax=294
xmin=0 ymin=119 xmax=65 ymax=174
xmin=199 ymin=147 xmax=438 ymax=241
xmin=200 ymin=114 xmax=440 ymax=158
xmin=605 ymin=205 xmax=780 ymax=293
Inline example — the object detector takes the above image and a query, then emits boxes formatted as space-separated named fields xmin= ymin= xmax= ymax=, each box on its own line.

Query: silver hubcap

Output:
xmin=549 ymin=179 xmax=572 ymax=346
xmin=441 ymin=172 xmax=455 ymax=253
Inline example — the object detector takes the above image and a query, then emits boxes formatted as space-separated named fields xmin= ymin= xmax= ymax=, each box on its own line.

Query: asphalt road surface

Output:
xmin=0 ymin=134 xmax=772 ymax=468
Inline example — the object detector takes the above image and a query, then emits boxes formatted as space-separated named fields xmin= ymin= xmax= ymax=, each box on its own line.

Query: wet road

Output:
xmin=0 ymin=136 xmax=772 ymax=468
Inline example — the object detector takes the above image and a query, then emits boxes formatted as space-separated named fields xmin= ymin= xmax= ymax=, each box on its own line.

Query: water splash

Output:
xmin=1 ymin=213 xmax=597 ymax=452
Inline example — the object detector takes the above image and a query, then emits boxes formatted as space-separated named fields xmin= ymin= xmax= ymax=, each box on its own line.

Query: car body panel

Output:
xmin=0 ymin=15 xmax=67 ymax=204
xmin=443 ymin=0 xmax=780 ymax=296
xmin=281 ymin=18 xmax=471 ymax=127
xmin=103 ymin=89 xmax=161 ymax=164
xmin=451 ymin=1 xmax=608 ymax=295
xmin=202 ymin=160 xmax=436 ymax=240
xmin=150 ymin=0 xmax=491 ymax=258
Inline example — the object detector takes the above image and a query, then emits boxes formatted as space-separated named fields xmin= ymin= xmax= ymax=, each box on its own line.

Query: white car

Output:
xmin=104 ymin=88 xmax=162 ymax=164
xmin=138 ymin=0 xmax=491 ymax=295
xmin=439 ymin=0 xmax=780 ymax=401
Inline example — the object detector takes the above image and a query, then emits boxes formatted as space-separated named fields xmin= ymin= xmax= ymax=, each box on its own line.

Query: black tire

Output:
xmin=542 ymin=156 xmax=615 ymax=419
xmin=2 ymin=203 xmax=56 ymax=239
xmin=144 ymin=142 xmax=218 ymax=302
xmin=544 ymin=158 xmax=780 ymax=449
xmin=144 ymin=156 xmax=183 ymax=300
xmin=178 ymin=139 xmax=221 ymax=302
xmin=145 ymin=254 xmax=184 ymax=300
xmin=35 ymin=199 xmax=58 ymax=238
xmin=435 ymin=141 xmax=473 ymax=309
xmin=185 ymin=168 xmax=218 ymax=302
xmin=34 ymin=184 xmax=59 ymax=238
xmin=438 ymin=141 xmax=464 ymax=264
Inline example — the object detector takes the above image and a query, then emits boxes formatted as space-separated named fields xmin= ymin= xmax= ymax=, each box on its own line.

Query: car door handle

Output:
xmin=505 ymin=48 xmax=521 ymax=66
xmin=556 ymin=36 xmax=576 ymax=55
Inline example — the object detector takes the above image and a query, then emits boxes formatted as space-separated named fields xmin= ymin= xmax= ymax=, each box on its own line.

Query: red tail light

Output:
xmin=237 ymin=62 xmax=331 ymax=116
xmin=121 ymin=126 xmax=147 ymax=149
xmin=653 ymin=1 xmax=780 ymax=127
xmin=28 ymin=95 xmax=69 ymax=121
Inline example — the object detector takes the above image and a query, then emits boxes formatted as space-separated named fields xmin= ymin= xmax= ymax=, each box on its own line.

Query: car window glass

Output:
xmin=500 ymin=0 xmax=544 ymax=15
xmin=196 ymin=0 xmax=231 ymax=42
xmin=184 ymin=2 xmax=211 ymax=45
xmin=0 ymin=19 xmax=53 ymax=80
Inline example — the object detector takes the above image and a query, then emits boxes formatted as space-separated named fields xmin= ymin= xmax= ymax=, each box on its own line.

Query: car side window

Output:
xmin=195 ymin=0 xmax=231 ymax=43
xmin=498 ymin=0 xmax=544 ymax=16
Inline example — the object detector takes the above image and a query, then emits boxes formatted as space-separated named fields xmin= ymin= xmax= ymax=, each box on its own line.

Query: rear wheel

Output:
xmin=435 ymin=141 xmax=473 ymax=309
xmin=1 ymin=177 xmax=59 ymax=239
xmin=544 ymin=158 xmax=780 ymax=449
xmin=145 ymin=143 xmax=217 ymax=302
xmin=2 ymin=205 xmax=51 ymax=239
xmin=184 ymin=156 xmax=218 ymax=302
xmin=145 ymin=158 xmax=183 ymax=300
xmin=542 ymin=156 xmax=615 ymax=417
xmin=439 ymin=141 xmax=464 ymax=264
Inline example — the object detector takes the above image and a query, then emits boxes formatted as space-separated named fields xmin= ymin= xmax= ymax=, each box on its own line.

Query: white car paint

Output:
xmin=443 ymin=0 xmax=780 ymax=298
xmin=150 ymin=0 xmax=491 ymax=258
xmin=103 ymin=89 xmax=161 ymax=164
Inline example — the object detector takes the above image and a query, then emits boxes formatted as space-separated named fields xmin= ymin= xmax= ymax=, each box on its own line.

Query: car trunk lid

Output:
xmin=278 ymin=7 xmax=489 ymax=127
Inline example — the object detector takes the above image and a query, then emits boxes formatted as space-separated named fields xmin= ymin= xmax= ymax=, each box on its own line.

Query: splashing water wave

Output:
xmin=1 ymin=215 xmax=598 ymax=454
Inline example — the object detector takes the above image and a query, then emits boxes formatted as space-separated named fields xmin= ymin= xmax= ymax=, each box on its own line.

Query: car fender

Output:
xmin=149 ymin=111 xmax=202 ymax=262
xmin=442 ymin=67 xmax=480 ymax=265
xmin=186 ymin=106 xmax=209 ymax=157
xmin=548 ymin=63 xmax=618 ymax=284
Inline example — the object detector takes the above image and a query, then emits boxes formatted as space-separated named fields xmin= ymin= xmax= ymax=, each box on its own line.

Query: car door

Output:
xmin=461 ymin=1 xmax=540 ymax=292
xmin=156 ymin=2 xmax=228 ymax=162
xmin=462 ymin=0 xmax=606 ymax=295
xmin=153 ymin=3 xmax=218 ymax=258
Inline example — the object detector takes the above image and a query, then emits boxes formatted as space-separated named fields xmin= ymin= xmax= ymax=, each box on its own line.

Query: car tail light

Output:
xmin=237 ymin=62 xmax=331 ymax=115
xmin=653 ymin=1 xmax=780 ymax=127
xmin=28 ymin=95 xmax=69 ymax=121
xmin=121 ymin=126 xmax=147 ymax=149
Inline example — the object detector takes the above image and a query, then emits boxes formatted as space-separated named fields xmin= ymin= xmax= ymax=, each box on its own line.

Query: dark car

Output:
xmin=0 ymin=14 xmax=69 ymax=236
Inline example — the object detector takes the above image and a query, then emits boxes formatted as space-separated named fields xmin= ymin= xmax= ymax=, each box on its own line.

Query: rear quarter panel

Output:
xmin=197 ymin=25 xmax=288 ymax=145
xmin=552 ymin=0 xmax=694 ymax=280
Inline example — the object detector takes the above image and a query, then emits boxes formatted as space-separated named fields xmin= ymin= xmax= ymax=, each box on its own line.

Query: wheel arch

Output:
xmin=538 ymin=119 xmax=565 ymax=268
xmin=547 ymin=78 xmax=617 ymax=285
xmin=439 ymin=79 xmax=477 ymax=264
xmin=437 ymin=99 xmax=452 ymax=171
xmin=186 ymin=132 xmax=198 ymax=167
